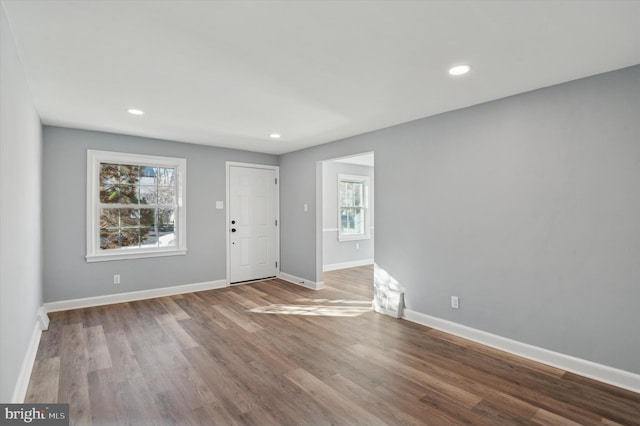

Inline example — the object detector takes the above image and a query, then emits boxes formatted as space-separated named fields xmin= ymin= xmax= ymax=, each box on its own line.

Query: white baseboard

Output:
xmin=11 ymin=321 xmax=43 ymax=403
xmin=37 ymin=306 xmax=49 ymax=330
xmin=402 ymin=309 xmax=640 ymax=394
xmin=278 ymin=272 xmax=325 ymax=290
xmin=323 ymin=258 xmax=374 ymax=272
xmin=43 ymin=279 xmax=228 ymax=313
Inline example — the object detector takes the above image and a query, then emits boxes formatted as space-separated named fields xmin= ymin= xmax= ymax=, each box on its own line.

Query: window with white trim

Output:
xmin=338 ymin=174 xmax=370 ymax=241
xmin=86 ymin=150 xmax=187 ymax=262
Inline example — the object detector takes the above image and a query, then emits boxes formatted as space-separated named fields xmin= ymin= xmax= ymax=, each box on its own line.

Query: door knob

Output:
xmin=231 ymin=228 xmax=237 ymax=232
xmin=231 ymin=220 xmax=236 ymax=224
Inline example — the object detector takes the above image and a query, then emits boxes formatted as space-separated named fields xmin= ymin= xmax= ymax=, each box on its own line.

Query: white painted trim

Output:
xmin=43 ymin=279 xmax=228 ymax=313
xmin=37 ymin=306 xmax=49 ymax=330
xmin=332 ymin=151 xmax=375 ymax=167
xmin=323 ymin=227 xmax=374 ymax=233
xmin=402 ymin=309 xmax=640 ymax=394
xmin=86 ymin=248 xmax=187 ymax=262
xmin=11 ymin=321 xmax=42 ymax=403
xmin=226 ymin=162 xmax=280 ymax=284
xmin=323 ymin=258 xmax=374 ymax=272
xmin=278 ymin=272 xmax=325 ymax=290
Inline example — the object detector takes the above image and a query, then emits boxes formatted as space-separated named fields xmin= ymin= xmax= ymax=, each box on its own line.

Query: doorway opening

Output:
xmin=319 ymin=152 xmax=374 ymax=298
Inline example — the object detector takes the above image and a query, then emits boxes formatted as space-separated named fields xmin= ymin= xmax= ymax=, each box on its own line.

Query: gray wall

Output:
xmin=322 ymin=161 xmax=374 ymax=267
xmin=280 ymin=65 xmax=640 ymax=374
xmin=0 ymin=4 xmax=43 ymax=402
xmin=43 ymin=126 xmax=277 ymax=302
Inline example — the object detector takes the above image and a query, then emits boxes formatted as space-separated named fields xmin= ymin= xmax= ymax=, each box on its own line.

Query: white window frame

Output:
xmin=337 ymin=173 xmax=370 ymax=242
xmin=86 ymin=149 xmax=187 ymax=262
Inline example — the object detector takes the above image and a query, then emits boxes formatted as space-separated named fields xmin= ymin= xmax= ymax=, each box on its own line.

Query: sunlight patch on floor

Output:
xmin=250 ymin=304 xmax=372 ymax=317
xmin=294 ymin=298 xmax=372 ymax=305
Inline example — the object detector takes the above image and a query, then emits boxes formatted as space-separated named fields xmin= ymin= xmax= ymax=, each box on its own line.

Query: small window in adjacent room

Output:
xmin=86 ymin=150 xmax=187 ymax=262
xmin=338 ymin=174 xmax=370 ymax=241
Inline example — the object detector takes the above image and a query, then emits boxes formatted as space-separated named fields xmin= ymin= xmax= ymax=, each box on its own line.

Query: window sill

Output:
xmin=86 ymin=248 xmax=187 ymax=263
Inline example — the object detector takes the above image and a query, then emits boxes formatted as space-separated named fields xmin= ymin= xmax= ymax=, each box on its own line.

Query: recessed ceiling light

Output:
xmin=269 ymin=133 xmax=281 ymax=139
xmin=127 ymin=108 xmax=144 ymax=115
xmin=448 ymin=64 xmax=471 ymax=76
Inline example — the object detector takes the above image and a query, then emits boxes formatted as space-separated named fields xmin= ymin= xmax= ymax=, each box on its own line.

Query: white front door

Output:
xmin=228 ymin=165 xmax=278 ymax=283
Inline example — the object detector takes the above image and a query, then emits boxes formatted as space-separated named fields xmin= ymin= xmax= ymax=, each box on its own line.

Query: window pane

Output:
xmin=100 ymin=208 xmax=119 ymax=228
xmin=100 ymin=163 xmax=120 ymax=185
xmin=100 ymin=184 xmax=119 ymax=203
xmin=141 ymin=228 xmax=159 ymax=248
xmin=119 ymin=208 xmax=140 ymax=228
xmin=99 ymin=164 xmax=143 ymax=203
xmin=119 ymin=227 xmax=141 ymax=248
xmin=157 ymin=208 xmax=175 ymax=247
xmin=353 ymin=182 xmax=363 ymax=207
xmin=354 ymin=208 xmax=364 ymax=234
xmin=119 ymin=184 xmax=138 ymax=204
xmin=140 ymin=167 xmax=157 ymax=188
xmin=100 ymin=209 xmax=140 ymax=229
xmin=99 ymin=208 xmax=157 ymax=250
xmin=340 ymin=207 xmax=364 ymax=235
xmin=99 ymin=184 xmax=166 ymax=249
xmin=339 ymin=181 xmax=364 ymax=208
xmin=340 ymin=182 xmax=351 ymax=207
xmin=99 ymin=162 xmax=120 ymax=204
xmin=139 ymin=185 xmax=157 ymax=204
xmin=340 ymin=208 xmax=348 ymax=232
xmin=141 ymin=166 xmax=157 ymax=178
xmin=139 ymin=208 xmax=155 ymax=228
xmin=100 ymin=228 xmax=120 ymax=250
xmin=156 ymin=167 xmax=175 ymax=186
xmin=158 ymin=186 xmax=175 ymax=204
xmin=138 ymin=208 xmax=156 ymax=247
xmin=99 ymin=184 xmax=138 ymax=204
xmin=119 ymin=164 xmax=140 ymax=184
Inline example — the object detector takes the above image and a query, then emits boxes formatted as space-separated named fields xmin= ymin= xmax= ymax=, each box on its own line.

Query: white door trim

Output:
xmin=226 ymin=162 xmax=280 ymax=284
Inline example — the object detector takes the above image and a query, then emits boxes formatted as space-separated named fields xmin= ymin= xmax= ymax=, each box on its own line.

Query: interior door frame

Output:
xmin=226 ymin=161 xmax=280 ymax=285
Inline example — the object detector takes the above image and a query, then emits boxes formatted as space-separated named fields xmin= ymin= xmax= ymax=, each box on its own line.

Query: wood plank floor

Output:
xmin=27 ymin=265 xmax=640 ymax=425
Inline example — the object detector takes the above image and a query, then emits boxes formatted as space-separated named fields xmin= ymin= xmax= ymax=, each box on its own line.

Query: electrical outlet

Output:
xmin=451 ymin=296 xmax=459 ymax=309
xmin=113 ymin=274 xmax=120 ymax=285
xmin=356 ymin=243 xmax=360 ymax=249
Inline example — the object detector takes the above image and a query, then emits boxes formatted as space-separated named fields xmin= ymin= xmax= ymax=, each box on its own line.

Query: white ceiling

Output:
xmin=3 ymin=1 xmax=639 ymax=155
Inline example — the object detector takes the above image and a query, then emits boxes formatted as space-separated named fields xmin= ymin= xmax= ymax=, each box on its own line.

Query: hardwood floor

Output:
xmin=27 ymin=265 xmax=640 ymax=425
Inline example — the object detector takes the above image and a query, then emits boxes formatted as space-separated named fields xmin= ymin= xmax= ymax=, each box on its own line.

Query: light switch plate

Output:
xmin=216 ymin=201 xmax=224 ymax=209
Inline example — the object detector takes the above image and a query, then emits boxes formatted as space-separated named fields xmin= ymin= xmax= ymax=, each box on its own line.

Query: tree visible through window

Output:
xmin=338 ymin=174 xmax=369 ymax=241
xmin=87 ymin=150 xmax=187 ymax=262
xmin=99 ymin=163 xmax=176 ymax=250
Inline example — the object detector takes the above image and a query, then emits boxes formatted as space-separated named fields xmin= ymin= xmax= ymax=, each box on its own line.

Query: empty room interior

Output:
xmin=2 ymin=1 xmax=640 ymax=424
